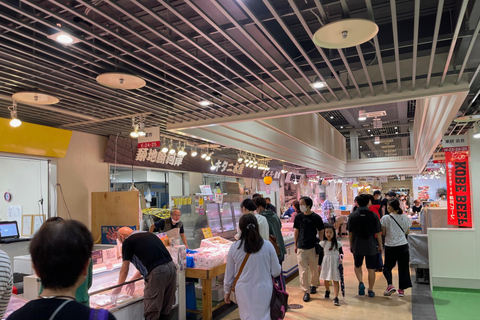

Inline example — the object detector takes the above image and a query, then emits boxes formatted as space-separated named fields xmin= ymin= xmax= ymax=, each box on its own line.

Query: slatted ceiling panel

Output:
xmin=407 ymin=100 xmax=416 ymax=117
xmin=320 ymin=110 xmax=349 ymax=125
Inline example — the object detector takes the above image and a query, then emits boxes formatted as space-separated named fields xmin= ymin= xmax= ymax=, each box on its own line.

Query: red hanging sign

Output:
xmin=444 ymin=146 xmax=472 ymax=227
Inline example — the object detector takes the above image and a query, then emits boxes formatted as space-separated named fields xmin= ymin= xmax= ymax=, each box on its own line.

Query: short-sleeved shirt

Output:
xmin=8 ymin=299 xmax=116 ymax=320
xmin=122 ymin=232 xmax=172 ymax=277
xmin=381 ymin=214 xmax=412 ymax=247
xmin=154 ymin=218 xmax=184 ymax=234
xmin=347 ymin=207 xmax=381 ymax=256
xmin=293 ymin=213 xmax=325 ymax=250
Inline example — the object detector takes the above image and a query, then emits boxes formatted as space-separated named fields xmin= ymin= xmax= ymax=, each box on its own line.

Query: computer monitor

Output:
xmin=0 ymin=221 xmax=20 ymax=240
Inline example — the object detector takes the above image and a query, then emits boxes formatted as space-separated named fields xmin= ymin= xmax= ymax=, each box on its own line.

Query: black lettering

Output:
xmin=455 ymin=185 xmax=467 ymax=192
xmin=456 ymin=195 xmax=467 ymax=202
xmin=457 ymin=211 xmax=468 ymax=218
xmin=455 ymin=169 xmax=467 ymax=177
xmin=455 ymin=162 xmax=467 ymax=170
xmin=457 ymin=203 xmax=467 ymax=211
xmin=455 ymin=177 xmax=466 ymax=184
xmin=458 ymin=218 xmax=469 ymax=225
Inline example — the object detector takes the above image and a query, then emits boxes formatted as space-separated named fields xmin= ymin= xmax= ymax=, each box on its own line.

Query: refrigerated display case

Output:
xmin=171 ymin=194 xmax=248 ymax=248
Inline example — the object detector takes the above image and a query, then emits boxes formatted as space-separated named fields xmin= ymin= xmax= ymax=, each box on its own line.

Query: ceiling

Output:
xmin=0 ymin=0 xmax=479 ymax=169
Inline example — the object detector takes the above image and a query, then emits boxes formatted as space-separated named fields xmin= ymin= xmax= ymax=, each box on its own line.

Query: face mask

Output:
xmin=300 ymin=205 xmax=308 ymax=212
xmin=171 ymin=218 xmax=180 ymax=224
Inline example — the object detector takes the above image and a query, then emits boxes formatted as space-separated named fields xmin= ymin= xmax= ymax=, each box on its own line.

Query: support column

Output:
xmin=350 ymin=130 xmax=359 ymax=159
xmin=409 ymin=123 xmax=415 ymax=156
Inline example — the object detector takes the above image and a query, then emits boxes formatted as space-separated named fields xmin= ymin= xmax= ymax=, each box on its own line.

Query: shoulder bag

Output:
xmin=271 ymin=275 xmax=289 ymax=320
xmin=230 ymin=253 xmax=250 ymax=304
xmin=389 ymin=215 xmax=408 ymax=239
xmin=269 ymin=235 xmax=281 ymax=256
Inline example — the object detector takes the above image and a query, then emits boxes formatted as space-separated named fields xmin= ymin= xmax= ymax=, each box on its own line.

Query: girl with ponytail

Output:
xmin=224 ymin=213 xmax=281 ymax=320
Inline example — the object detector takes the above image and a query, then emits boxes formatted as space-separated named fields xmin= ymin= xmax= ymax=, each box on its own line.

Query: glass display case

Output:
xmin=206 ymin=203 xmax=223 ymax=234
xmin=220 ymin=202 xmax=235 ymax=232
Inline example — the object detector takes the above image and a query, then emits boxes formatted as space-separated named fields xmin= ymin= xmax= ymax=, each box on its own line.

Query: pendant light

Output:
xmin=8 ymin=100 xmax=22 ymax=128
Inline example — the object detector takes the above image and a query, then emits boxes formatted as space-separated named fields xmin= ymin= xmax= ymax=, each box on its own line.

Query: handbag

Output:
xmin=389 ymin=215 xmax=408 ymax=239
xmin=230 ymin=253 xmax=250 ymax=304
xmin=270 ymin=275 xmax=289 ymax=320
xmin=269 ymin=234 xmax=281 ymax=256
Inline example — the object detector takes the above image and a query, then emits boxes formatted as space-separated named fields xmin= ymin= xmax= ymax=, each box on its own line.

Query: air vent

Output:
xmin=366 ymin=110 xmax=387 ymax=118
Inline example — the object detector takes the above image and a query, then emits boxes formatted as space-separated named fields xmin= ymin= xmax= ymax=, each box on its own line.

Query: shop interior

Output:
xmin=0 ymin=0 xmax=480 ymax=319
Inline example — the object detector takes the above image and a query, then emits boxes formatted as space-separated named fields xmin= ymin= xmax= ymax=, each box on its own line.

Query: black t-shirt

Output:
xmin=380 ymin=198 xmax=389 ymax=214
xmin=122 ymin=232 xmax=172 ymax=275
xmin=412 ymin=205 xmax=423 ymax=213
xmin=154 ymin=218 xmax=184 ymax=234
xmin=347 ymin=208 xmax=381 ymax=256
xmin=8 ymin=299 xmax=116 ymax=320
xmin=266 ymin=203 xmax=277 ymax=214
xmin=293 ymin=212 xmax=325 ymax=250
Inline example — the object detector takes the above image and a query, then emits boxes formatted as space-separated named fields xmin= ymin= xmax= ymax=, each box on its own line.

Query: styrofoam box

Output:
xmin=14 ymin=255 xmax=34 ymax=275
xmin=195 ymin=284 xmax=224 ymax=302
xmin=200 ymin=236 xmax=232 ymax=248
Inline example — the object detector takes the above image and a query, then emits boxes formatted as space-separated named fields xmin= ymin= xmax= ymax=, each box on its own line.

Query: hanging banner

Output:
xmin=138 ymin=127 xmax=160 ymax=148
xmin=306 ymin=169 xmax=317 ymax=178
xmin=442 ymin=135 xmax=472 ymax=227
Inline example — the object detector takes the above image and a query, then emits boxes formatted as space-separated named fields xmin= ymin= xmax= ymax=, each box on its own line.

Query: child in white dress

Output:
xmin=319 ymin=225 xmax=343 ymax=306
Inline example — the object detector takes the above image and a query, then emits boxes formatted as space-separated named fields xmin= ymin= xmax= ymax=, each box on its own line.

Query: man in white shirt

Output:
xmin=236 ymin=198 xmax=269 ymax=240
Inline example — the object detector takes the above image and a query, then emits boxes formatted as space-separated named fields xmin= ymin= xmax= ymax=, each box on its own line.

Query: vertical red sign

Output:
xmin=444 ymin=146 xmax=472 ymax=227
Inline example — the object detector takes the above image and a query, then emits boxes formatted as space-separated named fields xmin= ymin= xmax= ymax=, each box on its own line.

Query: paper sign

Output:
xmin=199 ymin=197 xmax=204 ymax=205
xmin=306 ymin=169 xmax=317 ymax=178
xmin=433 ymin=152 xmax=445 ymax=163
xmin=22 ymin=215 xmax=32 ymax=237
xmin=32 ymin=215 xmax=45 ymax=234
xmin=202 ymin=227 xmax=213 ymax=239
xmin=379 ymin=177 xmax=388 ymax=183
xmin=215 ymin=193 xmax=223 ymax=204
xmin=200 ymin=185 xmax=213 ymax=195
xmin=7 ymin=206 xmax=22 ymax=231
xmin=101 ymin=225 xmax=137 ymax=244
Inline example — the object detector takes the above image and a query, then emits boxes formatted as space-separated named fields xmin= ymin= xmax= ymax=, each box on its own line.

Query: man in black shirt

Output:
xmin=347 ymin=194 xmax=382 ymax=298
xmin=380 ymin=191 xmax=396 ymax=217
xmin=114 ymin=228 xmax=175 ymax=320
xmin=294 ymin=197 xmax=325 ymax=302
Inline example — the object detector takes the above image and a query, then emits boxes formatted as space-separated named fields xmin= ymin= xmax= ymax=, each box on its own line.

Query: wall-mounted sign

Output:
xmin=306 ymin=169 xmax=317 ymax=178
xmin=138 ymin=127 xmax=160 ymax=149
xmin=379 ymin=177 xmax=388 ymax=183
xmin=104 ymin=135 xmax=280 ymax=180
xmin=433 ymin=152 xmax=445 ymax=163
xmin=285 ymin=173 xmax=303 ymax=183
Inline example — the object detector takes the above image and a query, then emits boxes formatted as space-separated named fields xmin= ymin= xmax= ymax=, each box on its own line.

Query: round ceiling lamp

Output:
xmin=96 ymin=72 xmax=146 ymax=90
xmin=312 ymin=19 xmax=379 ymax=49
xmin=12 ymin=92 xmax=59 ymax=105
xmin=453 ymin=115 xmax=480 ymax=123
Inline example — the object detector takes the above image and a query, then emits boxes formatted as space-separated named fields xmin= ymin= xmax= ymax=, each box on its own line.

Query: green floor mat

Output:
xmin=432 ymin=287 xmax=480 ymax=320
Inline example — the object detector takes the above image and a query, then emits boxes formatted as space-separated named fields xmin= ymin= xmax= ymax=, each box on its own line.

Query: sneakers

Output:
xmin=303 ymin=293 xmax=310 ymax=302
xmin=333 ymin=297 xmax=340 ymax=306
xmin=325 ymin=290 xmax=330 ymax=299
xmin=358 ymin=282 xmax=365 ymax=296
xmin=383 ymin=285 xmax=396 ymax=296
xmin=398 ymin=289 xmax=405 ymax=297
xmin=310 ymin=286 xmax=317 ymax=294
xmin=368 ymin=290 xmax=375 ymax=297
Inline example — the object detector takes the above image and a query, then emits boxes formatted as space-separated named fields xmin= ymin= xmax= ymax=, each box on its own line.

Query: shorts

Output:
xmin=354 ymin=254 xmax=377 ymax=269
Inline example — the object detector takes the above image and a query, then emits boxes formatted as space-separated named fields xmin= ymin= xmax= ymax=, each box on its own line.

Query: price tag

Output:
xmin=352 ymin=183 xmax=359 ymax=188
xmin=202 ymin=227 xmax=213 ymax=239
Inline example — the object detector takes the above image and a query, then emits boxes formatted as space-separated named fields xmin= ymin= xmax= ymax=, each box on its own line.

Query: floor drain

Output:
xmin=288 ymin=304 xmax=303 ymax=309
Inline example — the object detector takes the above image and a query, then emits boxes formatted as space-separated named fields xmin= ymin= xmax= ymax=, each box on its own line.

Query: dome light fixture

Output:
xmin=47 ymin=30 xmax=81 ymax=45
xmin=199 ymin=100 xmax=211 ymax=107
xmin=8 ymin=100 xmax=22 ymax=128
xmin=312 ymin=19 xmax=379 ymax=49
xmin=96 ymin=72 xmax=146 ymax=90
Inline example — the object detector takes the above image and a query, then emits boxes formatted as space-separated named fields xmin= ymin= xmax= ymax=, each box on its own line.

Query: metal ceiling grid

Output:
xmin=0 ymin=0 xmax=477 ymax=144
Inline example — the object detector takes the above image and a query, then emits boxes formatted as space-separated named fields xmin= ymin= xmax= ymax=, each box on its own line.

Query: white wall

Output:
xmin=428 ymin=129 xmax=480 ymax=289
xmin=0 ymin=156 xmax=48 ymax=220
xmin=168 ymin=172 xmax=184 ymax=207
xmin=56 ymin=131 xmax=109 ymax=228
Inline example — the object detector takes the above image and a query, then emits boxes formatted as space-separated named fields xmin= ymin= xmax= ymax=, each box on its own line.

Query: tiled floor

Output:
xmin=219 ymin=240 xmax=415 ymax=320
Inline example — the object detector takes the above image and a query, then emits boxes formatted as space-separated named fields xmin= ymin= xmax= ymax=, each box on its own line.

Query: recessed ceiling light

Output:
xmin=47 ymin=31 xmax=81 ymax=44
xmin=360 ymin=146 xmax=362 ymax=148
xmin=395 ymin=132 xmax=398 ymax=134
xmin=368 ymin=129 xmax=371 ymax=132
xmin=370 ymin=134 xmax=373 ymax=136
xmin=330 ymin=116 xmax=334 ymax=119
xmin=340 ymin=126 xmax=344 ymax=129
xmin=394 ymin=127 xmax=398 ymax=129
xmin=199 ymin=100 xmax=210 ymax=106
xmin=311 ymin=81 xmax=326 ymax=89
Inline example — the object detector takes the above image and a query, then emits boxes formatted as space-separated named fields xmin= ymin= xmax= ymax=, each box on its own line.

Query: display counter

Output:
xmin=421 ymin=207 xmax=458 ymax=234
xmin=281 ymin=222 xmax=297 ymax=277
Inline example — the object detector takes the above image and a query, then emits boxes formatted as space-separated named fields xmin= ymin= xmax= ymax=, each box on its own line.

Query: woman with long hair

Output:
xmin=224 ymin=214 xmax=281 ymax=320
xmin=381 ymin=199 xmax=412 ymax=297
xmin=290 ymin=200 xmax=301 ymax=222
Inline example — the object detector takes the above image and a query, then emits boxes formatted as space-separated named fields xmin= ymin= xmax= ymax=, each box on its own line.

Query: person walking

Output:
xmin=319 ymin=225 xmax=343 ymax=306
xmin=254 ymin=196 xmax=286 ymax=263
xmin=294 ymin=196 xmax=325 ymax=302
xmin=235 ymin=199 xmax=269 ymax=240
xmin=347 ymin=194 xmax=383 ymax=297
xmin=381 ymin=199 xmax=413 ymax=297
xmin=224 ymin=214 xmax=281 ymax=320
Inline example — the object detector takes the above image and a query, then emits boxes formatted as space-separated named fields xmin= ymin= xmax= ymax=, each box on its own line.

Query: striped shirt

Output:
xmin=0 ymin=250 xmax=13 ymax=318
